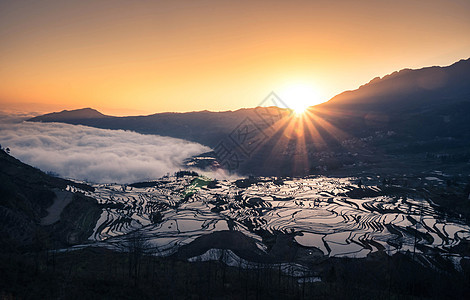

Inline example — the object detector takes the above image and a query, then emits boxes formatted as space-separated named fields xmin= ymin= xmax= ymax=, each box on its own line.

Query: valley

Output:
xmin=71 ymin=172 xmax=470 ymax=270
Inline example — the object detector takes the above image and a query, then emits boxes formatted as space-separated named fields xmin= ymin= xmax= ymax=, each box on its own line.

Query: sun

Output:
xmin=278 ymin=83 xmax=322 ymax=115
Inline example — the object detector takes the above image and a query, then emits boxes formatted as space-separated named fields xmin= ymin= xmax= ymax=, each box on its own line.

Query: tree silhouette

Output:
xmin=122 ymin=231 xmax=152 ymax=287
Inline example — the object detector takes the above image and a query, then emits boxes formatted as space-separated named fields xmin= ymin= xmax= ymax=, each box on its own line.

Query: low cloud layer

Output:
xmin=0 ymin=118 xmax=211 ymax=183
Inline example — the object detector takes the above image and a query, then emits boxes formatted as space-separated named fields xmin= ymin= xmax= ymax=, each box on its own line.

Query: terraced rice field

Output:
xmin=73 ymin=175 xmax=470 ymax=261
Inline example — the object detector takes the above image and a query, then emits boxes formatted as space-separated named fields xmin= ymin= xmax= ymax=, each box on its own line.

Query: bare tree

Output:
xmin=123 ymin=231 xmax=151 ymax=287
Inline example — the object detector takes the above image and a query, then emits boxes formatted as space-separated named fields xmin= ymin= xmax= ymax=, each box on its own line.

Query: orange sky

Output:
xmin=1 ymin=0 xmax=469 ymax=116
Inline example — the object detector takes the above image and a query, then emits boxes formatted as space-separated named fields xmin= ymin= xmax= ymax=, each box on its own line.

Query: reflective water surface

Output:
xmin=75 ymin=175 xmax=470 ymax=260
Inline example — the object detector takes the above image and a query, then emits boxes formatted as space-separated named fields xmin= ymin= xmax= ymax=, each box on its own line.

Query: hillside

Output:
xmin=0 ymin=149 xmax=101 ymax=250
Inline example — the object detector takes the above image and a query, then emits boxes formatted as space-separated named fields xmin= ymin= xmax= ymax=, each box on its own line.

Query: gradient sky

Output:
xmin=1 ymin=0 xmax=469 ymax=115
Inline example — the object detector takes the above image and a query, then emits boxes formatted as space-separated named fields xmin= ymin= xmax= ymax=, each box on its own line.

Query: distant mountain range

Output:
xmin=32 ymin=107 xmax=266 ymax=148
xmin=30 ymin=58 xmax=470 ymax=176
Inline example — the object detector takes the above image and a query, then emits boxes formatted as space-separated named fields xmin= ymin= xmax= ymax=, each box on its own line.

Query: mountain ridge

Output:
xmin=320 ymin=57 xmax=470 ymax=111
xmin=31 ymin=107 xmax=108 ymax=121
xmin=28 ymin=58 xmax=470 ymax=176
xmin=29 ymin=58 xmax=470 ymax=120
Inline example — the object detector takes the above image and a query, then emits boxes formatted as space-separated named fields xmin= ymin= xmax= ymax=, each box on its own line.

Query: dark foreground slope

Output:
xmin=1 ymin=152 xmax=470 ymax=298
xmin=30 ymin=58 xmax=470 ymax=177
xmin=0 ymin=149 xmax=101 ymax=250
xmin=2 ymin=246 xmax=470 ymax=299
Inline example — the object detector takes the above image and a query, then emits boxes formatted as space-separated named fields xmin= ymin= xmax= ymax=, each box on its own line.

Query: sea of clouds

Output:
xmin=0 ymin=113 xmax=211 ymax=183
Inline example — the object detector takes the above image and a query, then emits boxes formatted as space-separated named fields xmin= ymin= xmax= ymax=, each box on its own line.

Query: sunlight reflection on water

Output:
xmin=80 ymin=176 xmax=470 ymax=259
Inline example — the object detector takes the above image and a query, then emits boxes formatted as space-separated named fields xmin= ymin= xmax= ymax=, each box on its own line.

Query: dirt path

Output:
xmin=41 ymin=189 xmax=73 ymax=225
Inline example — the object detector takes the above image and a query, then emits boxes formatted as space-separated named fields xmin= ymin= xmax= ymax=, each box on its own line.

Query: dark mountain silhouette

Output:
xmin=314 ymin=58 xmax=470 ymax=141
xmin=320 ymin=58 xmax=470 ymax=112
xmin=29 ymin=58 xmax=470 ymax=176
xmin=30 ymin=107 xmax=290 ymax=148
xmin=33 ymin=107 xmax=108 ymax=122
